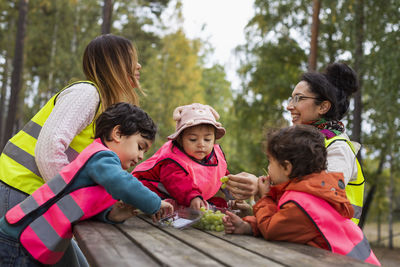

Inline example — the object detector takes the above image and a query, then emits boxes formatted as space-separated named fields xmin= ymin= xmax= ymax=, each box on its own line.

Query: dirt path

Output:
xmin=371 ymin=246 xmax=400 ymax=266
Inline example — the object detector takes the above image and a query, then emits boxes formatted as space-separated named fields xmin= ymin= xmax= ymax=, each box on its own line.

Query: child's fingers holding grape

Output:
xmin=161 ymin=200 xmax=174 ymax=216
xmin=190 ymin=197 xmax=207 ymax=210
xmin=257 ymin=175 xmax=271 ymax=198
xmin=152 ymin=200 xmax=174 ymax=222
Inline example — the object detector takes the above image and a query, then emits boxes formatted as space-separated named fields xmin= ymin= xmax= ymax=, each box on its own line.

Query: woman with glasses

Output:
xmin=226 ymin=62 xmax=364 ymax=225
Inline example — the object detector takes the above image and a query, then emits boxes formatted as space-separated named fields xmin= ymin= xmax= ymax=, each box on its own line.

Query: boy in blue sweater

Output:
xmin=0 ymin=103 xmax=173 ymax=266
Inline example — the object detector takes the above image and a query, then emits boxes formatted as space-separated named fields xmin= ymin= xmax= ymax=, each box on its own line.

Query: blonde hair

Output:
xmin=83 ymin=34 xmax=144 ymax=112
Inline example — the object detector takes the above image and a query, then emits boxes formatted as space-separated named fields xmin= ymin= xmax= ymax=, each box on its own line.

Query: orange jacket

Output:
xmin=243 ymin=171 xmax=354 ymax=250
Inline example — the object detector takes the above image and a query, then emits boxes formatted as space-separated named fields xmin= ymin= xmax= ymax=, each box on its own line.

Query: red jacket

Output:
xmin=132 ymin=140 xmax=228 ymax=206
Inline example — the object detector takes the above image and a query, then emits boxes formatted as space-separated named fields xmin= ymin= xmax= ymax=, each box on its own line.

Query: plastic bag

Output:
xmin=158 ymin=207 xmax=202 ymax=229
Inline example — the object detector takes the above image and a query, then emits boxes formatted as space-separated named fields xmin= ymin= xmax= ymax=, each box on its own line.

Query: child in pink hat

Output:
xmin=132 ymin=103 xmax=229 ymax=210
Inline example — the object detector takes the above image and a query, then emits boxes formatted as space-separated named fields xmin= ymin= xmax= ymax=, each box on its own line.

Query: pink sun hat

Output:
xmin=167 ymin=103 xmax=226 ymax=140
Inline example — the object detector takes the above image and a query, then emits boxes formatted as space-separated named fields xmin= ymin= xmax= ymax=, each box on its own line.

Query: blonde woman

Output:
xmin=0 ymin=34 xmax=144 ymax=266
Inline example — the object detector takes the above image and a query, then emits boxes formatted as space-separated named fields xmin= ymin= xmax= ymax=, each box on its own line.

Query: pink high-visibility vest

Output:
xmin=5 ymin=138 xmax=117 ymax=264
xmin=278 ymin=191 xmax=380 ymax=266
xmin=133 ymin=140 xmax=227 ymax=200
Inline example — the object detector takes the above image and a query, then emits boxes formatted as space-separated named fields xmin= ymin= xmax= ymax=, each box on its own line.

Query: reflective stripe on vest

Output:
xmin=133 ymin=140 xmax=227 ymax=200
xmin=5 ymin=138 xmax=117 ymax=264
xmin=278 ymin=191 xmax=380 ymax=266
xmin=325 ymin=136 xmax=365 ymax=224
xmin=0 ymin=81 xmax=100 ymax=195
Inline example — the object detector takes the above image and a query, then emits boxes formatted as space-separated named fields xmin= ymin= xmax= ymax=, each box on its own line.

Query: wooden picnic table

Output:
xmin=73 ymin=214 xmax=372 ymax=267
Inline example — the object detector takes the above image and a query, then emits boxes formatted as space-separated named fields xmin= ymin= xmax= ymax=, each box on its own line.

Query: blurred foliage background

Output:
xmin=0 ymin=0 xmax=399 ymax=246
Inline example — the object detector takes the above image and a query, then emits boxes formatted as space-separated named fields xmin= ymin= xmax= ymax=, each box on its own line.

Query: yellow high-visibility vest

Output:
xmin=0 ymin=81 xmax=101 ymax=195
xmin=325 ymin=136 xmax=365 ymax=225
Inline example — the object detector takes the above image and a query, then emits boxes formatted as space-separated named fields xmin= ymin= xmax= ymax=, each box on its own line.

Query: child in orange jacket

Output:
xmin=222 ymin=125 xmax=380 ymax=265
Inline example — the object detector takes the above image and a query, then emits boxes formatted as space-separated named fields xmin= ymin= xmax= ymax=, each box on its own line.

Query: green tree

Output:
xmin=0 ymin=0 xmax=172 ymax=144
xmin=3 ymin=0 xmax=28 ymax=148
xmin=201 ymin=64 xmax=232 ymax=111
xmin=114 ymin=0 xmax=171 ymax=66
xmin=0 ymin=0 xmax=17 ymax=146
xmin=362 ymin=3 xmax=400 ymax=240
xmin=232 ymin=34 xmax=306 ymax=173
xmin=199 ymin=63 xmax=233 ymax=161
xmin=140 ymin=30 xmax=205 ymax=150
xmin=236 ymin=0 xmax=400 ymax=228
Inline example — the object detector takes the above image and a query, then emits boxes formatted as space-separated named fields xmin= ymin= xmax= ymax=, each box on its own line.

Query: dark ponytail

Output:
xmin=301 ymin=62 xmax=358 ymax=120
xmin=324 ymin=62 xmax=358 ymax=119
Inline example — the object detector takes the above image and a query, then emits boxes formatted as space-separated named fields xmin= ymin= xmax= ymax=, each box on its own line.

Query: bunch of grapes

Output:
xmin=220 ymin=176 xmax=229 ymax=189
xmin=193 ymin=207 xmax=225 ymax=232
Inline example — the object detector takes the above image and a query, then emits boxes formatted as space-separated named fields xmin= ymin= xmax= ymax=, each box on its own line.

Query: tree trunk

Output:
xmin=358 ymin=185 xmax=375 ymax=230
xmin=3 ymin=0 xmax=28 ymax=148
xmin=308 ymin=0 xmax=321 ymax=71
xmin=358 ymin=148 xmax=385 ymax=229
xmin=101 ymin=0 xmax=113 ymax=34
xmin=377 ymin=208 xmax=381 ymax=245
xmin=47 ymin=0 xmax=58 ymax=101
xmin=71 ymin=2 xmax=79 ymax=55
xmin=388 ymin=151 xmax=394 ymax=249
xmin=0 ymin=55 xmax=9 ymax=149
xmin=352 ymin=0 xmax=364 ymax=149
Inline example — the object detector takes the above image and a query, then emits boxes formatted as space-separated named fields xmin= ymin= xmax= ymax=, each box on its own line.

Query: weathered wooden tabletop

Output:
xmin=73 ymin=215 xmax=372 ymax=267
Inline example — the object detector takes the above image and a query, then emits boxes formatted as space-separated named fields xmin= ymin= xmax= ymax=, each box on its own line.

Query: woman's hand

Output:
xmin=226 ymin=172 xmax=259 ymax=200
xmin=190 ymin=197 xmax=207 ymax=210
xmin=152 ymin=200 xmax=174 ymax=222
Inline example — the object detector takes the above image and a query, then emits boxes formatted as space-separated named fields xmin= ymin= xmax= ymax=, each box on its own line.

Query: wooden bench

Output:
xmin=73 ymin=215 xmax=373 ymax=266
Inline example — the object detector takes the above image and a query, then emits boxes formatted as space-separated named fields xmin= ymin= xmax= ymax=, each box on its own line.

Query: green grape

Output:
xmin=220 ymin=176 xmax=229 ymax=183
xmin=220 ymin=176 xmax=229 ymax=190
xmin=193 ymin=208 xmax=225 ymax=232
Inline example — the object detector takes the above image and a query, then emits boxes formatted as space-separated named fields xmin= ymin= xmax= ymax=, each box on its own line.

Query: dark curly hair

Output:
xmin=266 ymin=125 xmax=327 ymax=179
xmin=301 ymin=62 xmax=358 ymax=120
xmin=95 ymin=102 xmax=157 ymax=142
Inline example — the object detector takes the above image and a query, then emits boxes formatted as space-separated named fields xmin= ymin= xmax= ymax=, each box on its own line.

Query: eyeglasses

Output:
xmin=287 ymin=95 xmax=319 ymax=107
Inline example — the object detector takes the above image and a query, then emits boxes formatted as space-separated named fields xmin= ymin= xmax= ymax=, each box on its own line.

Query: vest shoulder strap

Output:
xmin=325 ymin=136 xmax=357 ymax=155
xmin=54 ymin=80 xmax=99 ymax=105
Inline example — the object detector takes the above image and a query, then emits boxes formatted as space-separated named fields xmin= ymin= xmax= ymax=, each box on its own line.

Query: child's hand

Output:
xmin=222 ymin=211 xmax=252 ymax=235
xmin=257 ymin=175 xmax=271 ymax=199
xmin=228 ymin=200 xmax=253 ymax=217
xmin=190 ymin=197 xmax=207 ymax=211
xmin=152 ymin=200 xmax=174 ymax=222
xmin=107 ymin=201 xmax=139 ymax=222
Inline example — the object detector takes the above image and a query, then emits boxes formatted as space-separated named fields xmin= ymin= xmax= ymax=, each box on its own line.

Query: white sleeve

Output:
xmin=326 ymin=140 xmax=358 ymax=185
xmin=35 ymin=83 xmax=100 ymax=181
